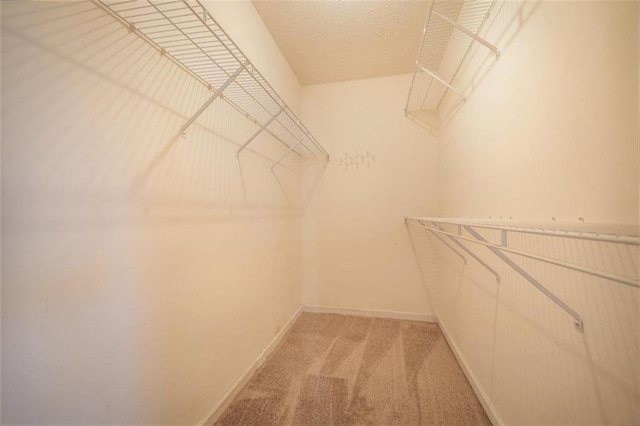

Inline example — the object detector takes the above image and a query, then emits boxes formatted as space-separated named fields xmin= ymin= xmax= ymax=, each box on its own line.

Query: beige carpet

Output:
xmin=215 ymin=312 xmax=491 ymax=425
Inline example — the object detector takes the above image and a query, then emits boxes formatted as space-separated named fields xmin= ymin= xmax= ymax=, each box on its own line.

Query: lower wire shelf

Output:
xmin=405 ymin=216 xmax=640 ymax=333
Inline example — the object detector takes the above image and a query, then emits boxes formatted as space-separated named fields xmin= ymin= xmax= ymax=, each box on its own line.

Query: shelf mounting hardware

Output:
xmin=426 ymin=228 xmax=468 ymax=265
xmin=410 ymin=218 xmax=501 ymax=283
xmin=500 ymin=229 xmax=508 ymax=246
xmin=406 ymin=216 xmax=640 ymax=333
xmin=179 ymin=63 xmax=247 ymax=137
xmin=237 ymin=108 xmax=284 ymax=156
xmin=464 ymin=226 xmax=583 ymax=333
xmin=272 ymin=138 xmax=304 ymax=171
xmin=414 ymin=221 xmax=639 ymax=288
xmin=434 ymin=223 xmax=501 ymax=284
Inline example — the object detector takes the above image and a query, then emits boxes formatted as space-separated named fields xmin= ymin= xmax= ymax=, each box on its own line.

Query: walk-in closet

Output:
xmin=2 ymin=0 xmax=638 ymax=425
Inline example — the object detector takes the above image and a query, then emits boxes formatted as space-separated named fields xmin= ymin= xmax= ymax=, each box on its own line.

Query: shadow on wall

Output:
xmin=1 ymin=2 xmax=326 ymax=424
xmin=2 ymin=1 xmax=327 ymax=232
xmin=405 ymin=221 xmax=640 ymax=425
xmin=406 ymin=0 xmax=543 ymax=134
xmin=404 ymin=220 xmax=443 ymax=315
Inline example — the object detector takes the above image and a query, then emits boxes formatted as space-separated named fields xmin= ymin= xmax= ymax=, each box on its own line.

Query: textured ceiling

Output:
xmin=252 ymin=1 xmax=430 ymax=85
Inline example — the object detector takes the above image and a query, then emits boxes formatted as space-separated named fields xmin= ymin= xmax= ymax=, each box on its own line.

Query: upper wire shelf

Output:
xmin=405 ymin=0 xmax=501 ymax=134
xmin=94 ymin=0 xmax=329 ymax=161
xmin=406 ymin=216 xmax=640 ymax=333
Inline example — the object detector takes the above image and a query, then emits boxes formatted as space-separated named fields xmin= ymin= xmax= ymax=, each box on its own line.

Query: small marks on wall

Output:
xmin=338 ymin=151 xmax=375 ymax=171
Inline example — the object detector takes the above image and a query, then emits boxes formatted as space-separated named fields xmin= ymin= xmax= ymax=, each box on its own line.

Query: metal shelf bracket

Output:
xmin=434 ymin=223 xmax=501 ymax=284
xmin=426 ymin=228 xmax=468 ymax=265
xmin=237 ymin=108 xmax=284 ymax=156
xmin=463 ymin=225 xmax=584 ymax=333
xmin=179 ymin=63 xmax=246 ymax=138
xmin=406 ymin=216 xmax=640 ymax=333
xmin=272 ymin=138 xmax=304 ymax=171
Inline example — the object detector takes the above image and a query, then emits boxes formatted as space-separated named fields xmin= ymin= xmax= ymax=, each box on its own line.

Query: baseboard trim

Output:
xmin=199 ymin=306 xmax=303 ymax=426
xmin=436 ymin=318 xmax=504 ymax=426
xmin=198 ymin=305 xmax=503 ymax=426
xmin=303 ymin=304 xmax=438 ymax=323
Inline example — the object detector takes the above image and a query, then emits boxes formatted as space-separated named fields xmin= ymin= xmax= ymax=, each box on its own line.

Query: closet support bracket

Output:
xmin=426 ymin=228 xmax=468 ymax=265
xmin=237 ymin=108 xmax=283 ymax=156
xmin=434 ymin=223 xmax=501 ymax=284
xmin=463 ymin=225 xmax=584 ymax=333
xmin=272 ymin=139 xmax=303 ymax=170
xmin=179 ymin=63 xmax=247 ymax=137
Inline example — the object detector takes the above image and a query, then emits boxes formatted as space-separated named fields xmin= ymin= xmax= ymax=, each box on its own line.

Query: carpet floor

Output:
xmin=215 ymin=312 xmax=491 ymax=425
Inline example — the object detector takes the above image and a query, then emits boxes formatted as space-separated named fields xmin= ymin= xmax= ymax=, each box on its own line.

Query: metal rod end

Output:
xmin=574 ymin=318 xmax=584 ymax=333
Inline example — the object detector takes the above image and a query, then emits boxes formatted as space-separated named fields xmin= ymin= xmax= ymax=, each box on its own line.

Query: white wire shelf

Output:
xmin=405 ymin=216 xmax=640 ymax=333
xmin=94 ymin=0 xmax=329 ymax=162
xmin=404 ymin=0 xmax=501 ymax=134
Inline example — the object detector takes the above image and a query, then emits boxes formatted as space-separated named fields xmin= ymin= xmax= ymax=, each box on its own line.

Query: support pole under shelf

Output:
xmin=463 ymin=226 xmax=584 ymax=333
xmin=237 ymin=108 xmax=283 ymax=156
xmin=434 ymin=223 xmax=501 ymax=284
xmin=426 ymin=228 xmax=467 ymax=265
xmin=272 ymin=139 xmax=303 ymax=171
xmin=179 ymin=63 xmax=246 ymax=136
xmin=413 ymin=221 xmax=640 ymax=288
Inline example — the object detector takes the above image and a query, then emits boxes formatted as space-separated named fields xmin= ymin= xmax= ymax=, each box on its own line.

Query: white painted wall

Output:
xmin=1 ymin=1 xmax=305 ymax=424
xmin=300 ymin=74 xmax=440 ymax=315
xmin=439 ymin=0 xmax=638 ymax=224
xmin=421 ymin=1 xmax=640 ymax=424
xmin=3 ymin=1 xmax=638 ymax=425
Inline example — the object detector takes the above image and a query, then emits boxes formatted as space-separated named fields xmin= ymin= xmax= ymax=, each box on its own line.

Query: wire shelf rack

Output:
xmin=94 ymin=0 xmax=329 ymax=162
xmin=406 ymin=216 xmax=640 ymax=333
xmin=405 ymin=0 xmax=501 ymax=134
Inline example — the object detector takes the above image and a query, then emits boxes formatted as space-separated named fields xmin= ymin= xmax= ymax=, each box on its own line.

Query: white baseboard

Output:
xmin=305 ymin=304 xmax=503 ymax=425
xmin=303 ymin=304 xmax=438 ymax=323
xmin=198 ymin=305 xmax=503 ymax=426
xmin=198 ymin=306 xmax=303 ymax=426
xmin=437 ymin=318 xmax=504 ymax=426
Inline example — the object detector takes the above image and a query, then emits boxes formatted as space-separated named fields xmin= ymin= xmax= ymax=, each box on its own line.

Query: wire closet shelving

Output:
xmin=405 ymin=0 xmax=501 ymax=134
xmin=94 ymin=0 xmax=329 ymax=165
xmin=405 ymin=217 xmax=640 ymax=333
